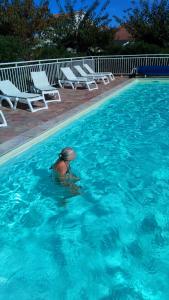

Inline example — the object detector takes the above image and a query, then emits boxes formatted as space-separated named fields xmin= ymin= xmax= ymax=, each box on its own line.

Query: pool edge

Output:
xmin=0 ymin=79 xmax=135 ymax=165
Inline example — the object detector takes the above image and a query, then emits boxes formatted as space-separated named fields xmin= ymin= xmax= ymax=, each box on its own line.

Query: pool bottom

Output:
xmin=1 ymin=79 xmax=169 ymax=299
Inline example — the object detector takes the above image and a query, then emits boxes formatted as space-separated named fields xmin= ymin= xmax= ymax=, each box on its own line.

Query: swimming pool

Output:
xmin=0 ymin=79 xmax=169 ymax=299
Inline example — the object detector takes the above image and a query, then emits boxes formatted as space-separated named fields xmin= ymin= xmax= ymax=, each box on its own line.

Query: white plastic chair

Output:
xmin=83 ymin=63 xmax=115 ymax=81
xmin=0 ymin=110 xmax=7 ymax=127
xmin=74 ymin=65 xmax=109 ymax=85
xmin=31 ymin=71 xmax=61 ymax=102
xmin=58 ymin=67 xmax=98 ymax=91
xmin=0 ymin=80 xmax=48 ymax=113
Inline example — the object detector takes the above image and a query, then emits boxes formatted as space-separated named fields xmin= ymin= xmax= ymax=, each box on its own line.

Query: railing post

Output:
xmin=39 ymin=60 xmax=42 ymax=71
xmin=97 ymin=56 xmax=100 ymax=72
xmin=121 ymin=55 xmax=123 ymax=76
xmin=56 ymin=59 xmax=59 ymax=81
xmin=91 ymin=56 xmax=95 ymax=71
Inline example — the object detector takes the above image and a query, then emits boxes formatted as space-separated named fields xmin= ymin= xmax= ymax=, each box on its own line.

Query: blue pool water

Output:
xmin=0 ymin=79 xmax=169 ymax=299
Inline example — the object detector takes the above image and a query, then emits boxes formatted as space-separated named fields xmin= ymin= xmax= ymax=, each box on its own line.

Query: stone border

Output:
xmin=0 ymin=79 xmax=135 ymax=164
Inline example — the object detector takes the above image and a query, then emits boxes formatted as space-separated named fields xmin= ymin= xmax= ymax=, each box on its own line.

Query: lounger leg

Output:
xmin=71 ymin=82 xmax=75 ymax=89
xmin=109 ymin=74 xmax=115 ymax=81
xmin=43 ymin=91 xmax=61 ymax=103
xmin=66 ymin=82 xmax=75 ymax=89
xmin=42 ymin=97 xmax=49 ymax=109
xmin=13 ymin=99 xmax=19 ymax=110
xmin=56 ymin=90 xmax=61 ymax=102
xmin=0 ymin=111 xmax=7 ymax=127
xmin=27 ymin=100 xmax=35 ymax=113
xmin=58 ymin=80 xmax=75 ymax=90
xmin=58 ymin=80 xmax=63 ymax=88
xmin=85 ymin=83 xmax=90 ymax=90
xmin=102 ymin=77 xmax=109 ymax=85
xmin=27 ymin=98 xmax=48 ymax=113
xmin=86 ymin=82 xmax=98 ymax=91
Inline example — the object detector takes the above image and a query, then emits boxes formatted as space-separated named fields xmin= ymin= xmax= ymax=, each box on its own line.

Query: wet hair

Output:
xmin=59 ymin=147 xmax=75 ymax=161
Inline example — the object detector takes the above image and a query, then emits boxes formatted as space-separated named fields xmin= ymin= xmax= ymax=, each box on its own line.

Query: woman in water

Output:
xmin=52 ymin=147 xmax=76 ymax=177
xmin=51 ymin=147 xmax=80 ymax=196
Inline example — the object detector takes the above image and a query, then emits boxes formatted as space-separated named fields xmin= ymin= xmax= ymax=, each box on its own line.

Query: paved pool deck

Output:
xmin=0 ymin=77 xmax=132 ymax=157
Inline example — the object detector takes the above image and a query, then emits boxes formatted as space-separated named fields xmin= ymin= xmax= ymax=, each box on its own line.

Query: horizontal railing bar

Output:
xmin=1 ymin=54 xmax=169 ymax=68
xmin=0 ymin=56 xmax=95 ymax=67
xmin=0 ymin=58 xmax=89 ymax=71
xmin=0 ymin=61 xmax=69 ymax=71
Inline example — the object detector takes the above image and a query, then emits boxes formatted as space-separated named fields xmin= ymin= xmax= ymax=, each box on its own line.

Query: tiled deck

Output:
xmin=0 ymin=77 xmax=130 ymax=156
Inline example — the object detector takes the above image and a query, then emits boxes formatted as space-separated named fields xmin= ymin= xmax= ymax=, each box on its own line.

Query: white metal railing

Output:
xmin=0 ymin=54 xmax=169 ymax=91
xmin=0 ymin=57 xmax=95 ymax=91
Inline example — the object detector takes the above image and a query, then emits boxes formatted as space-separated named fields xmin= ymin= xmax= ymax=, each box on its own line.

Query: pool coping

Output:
xmin=0 ymin=78 xmax=134 ymax=165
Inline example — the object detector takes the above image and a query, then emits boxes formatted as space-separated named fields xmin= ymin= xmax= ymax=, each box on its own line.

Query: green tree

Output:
xmin=0 ymin=35 xmax=27 ymax=62
xmin=0 ymin=0 xmax=52 ymax=43
xmin=0 ymin=0 xmax=54 ymax=60
xmin=114 ymin=0 xmax=169 ymax=47
xmin=47 ymin=0 xmax=115 ymax=54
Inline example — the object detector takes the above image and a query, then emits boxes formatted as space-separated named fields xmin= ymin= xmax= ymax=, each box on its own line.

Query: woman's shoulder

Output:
xmin=55 ymin=160 xmax=66 ymax=167
xmin=54 ymin=160 xmax=67 ymax=172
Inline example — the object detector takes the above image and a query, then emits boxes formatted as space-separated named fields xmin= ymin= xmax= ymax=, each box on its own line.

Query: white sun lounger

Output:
xmin=83 ymin=63 xmax=115 ymax=81
xmin=0 ymin=110 xmax=7 ymax=127
xmin=31 ymin=71 xmax=61 ymax=103
xmin=58 ymin=67 xmax=98 ymax=91
xmin=0 ymin=80 xmax=48 ymax=113
xmin=74 ymin=65 xmax=109 ymax=85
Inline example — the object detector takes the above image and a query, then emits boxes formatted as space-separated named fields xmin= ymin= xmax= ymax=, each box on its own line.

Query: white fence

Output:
xmin=0 ymin=54 xmax=169 ymax=91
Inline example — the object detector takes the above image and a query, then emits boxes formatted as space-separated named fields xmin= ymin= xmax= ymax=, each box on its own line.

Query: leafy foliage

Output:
xmin=0 ymin=0 xmax=54 ymax=60
xmin=0 ymin=0 xmax=52 ymax=42
xmin=32 ymin=45 xmax=77 ymax=59
xmin=0 ymin=35 xmax=27 ymax=61
xmin=1 ymin=0 xmax=169 ymax=62
xmin=112 ymin=41 xmax=164 ymax=55
xmin=0 ymin=0 xmax=116 ymax=61
xmin=48 ymin=0 xmax=115 ymax=54
xmin=114 ymin=0 xmax=169 ymax=47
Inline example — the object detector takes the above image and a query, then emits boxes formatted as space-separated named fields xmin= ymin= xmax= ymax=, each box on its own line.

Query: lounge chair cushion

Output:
xmin=137 ymin=66 xmax=169 ymax=76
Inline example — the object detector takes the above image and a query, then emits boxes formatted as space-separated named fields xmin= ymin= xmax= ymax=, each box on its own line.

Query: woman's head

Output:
xmin=59 ymin=147 xmax=76 ymax=161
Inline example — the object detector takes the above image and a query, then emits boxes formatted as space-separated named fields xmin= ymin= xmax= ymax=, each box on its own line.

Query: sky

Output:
xmin=46 ymin=0 xmax=137 ymax=26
